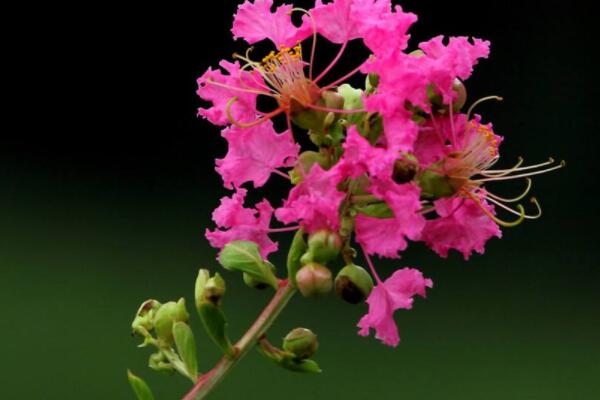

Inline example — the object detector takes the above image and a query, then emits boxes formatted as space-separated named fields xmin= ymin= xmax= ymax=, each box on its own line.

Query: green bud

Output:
xmin=194 ymin=269 xmax=210 ymax=310
xmin=306 ymin=230 xmax=342 ymax=263
xmin=295 ymin=263 xmax=333 ymax=297
xmin=131 ymin=299 xmax=161 ymax=337
xmin=416 ymin=166 xmax=456 ymax=200
xmin=148 ymin=351 xmax=173 ymax=372
xmin=243 ymin=262 xmax=276 ymax=290
xmin=219 ymin=240 xmax=278 ymax=290
xmin=321 ymin=90 xmax=345 ymax=110
xmin=287 ymin=229 xmax=307 ymax=287
xmin=366 ymin=73 xmax=379 ymax=93
xmin=153 ymin=298 xmax=189 ymax=344
xmin=335 ymin=264 xmax=374 ymax=304
xmin=392 ymin=155 xmax=418 ymax=184
xmin=453 ymin=79 xmax=467 ymax=111
xmin=291 ymin=151 xmax=328 ymax=184
xmin=203 ymin=273 xmax=226 ymax=305
xmin=283 ymin=328 xmax=319 ymax=360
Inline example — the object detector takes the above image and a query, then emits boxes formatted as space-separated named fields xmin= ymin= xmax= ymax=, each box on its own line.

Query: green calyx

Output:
xmin=301 ymin=229 xmax=342 ymax=264
xmin=416 ymin=165 xmax=457 ymax=200
xmin=153 ymin=298 xmax=190 ymax=344
xmin=219 ymin=240 xmax=278 ymax=290
xmin=335 ymin=264 xmax=374 ymax=304
xmin=282 ymin=328 xmax=319 ymax=360
xmin=295 ymin=262 xmax=333 ymax=297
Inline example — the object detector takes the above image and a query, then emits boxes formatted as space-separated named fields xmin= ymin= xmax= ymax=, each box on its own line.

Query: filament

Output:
xmin=466 ymin=95 xmax=503 ymax=120
xmin=474 ymin=161 xmax=565 ymax=182
xmin=485 ymin=196 xmax=542 ymax=220
xmin=361 ymin=245 xmax=382 ymax=284
xmin=206 ymin=79 xmax=275 ymax=97
xmin=486 ymin=178 xmax=532 ymax=203
xmin=314 ymin=39 xmax=348 ymax=84
xmin=484 ymin=157 xmax=555 ymax=175
xmin=291 ymin=8 xmax=318 ymax=80
xmin=320 ymin=58 xmax=370 ymax=91
xmin=306 ymin=103 xmax=365 ymax=114
xmin=479 ymin=157 xmax=524 ymax=177
xmin=463 ymin=190 xmax=525 ymax=227
xmin=226 ymin=97 xmax=283 ymax=128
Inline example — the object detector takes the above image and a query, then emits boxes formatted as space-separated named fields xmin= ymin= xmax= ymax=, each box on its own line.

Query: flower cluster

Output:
xmin=197 ymin=0 xmax=563 ymax=347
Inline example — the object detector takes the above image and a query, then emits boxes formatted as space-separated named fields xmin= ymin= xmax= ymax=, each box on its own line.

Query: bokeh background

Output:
xmin=2 ymin=1 xmax=598 ymax=399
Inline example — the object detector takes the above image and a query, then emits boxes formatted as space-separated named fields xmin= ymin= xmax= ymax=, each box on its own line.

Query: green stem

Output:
xmin=182 ymin=281 xmax=296 ymax=400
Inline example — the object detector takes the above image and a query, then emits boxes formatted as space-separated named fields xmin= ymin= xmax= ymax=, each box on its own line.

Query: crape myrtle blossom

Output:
xmin=197 ymin=0 xmax=563 ymax=347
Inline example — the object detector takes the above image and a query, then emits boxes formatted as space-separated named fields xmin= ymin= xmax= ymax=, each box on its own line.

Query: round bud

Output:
xmin=153 ymin=298 xmax=189 ymax=344
xmin=453 ymin=79 xmax=467 ymax=111
xmin=131 ymin=299 xmax=161 ymax=336
xmin=335 ymin=264 xmax=374 ymax=304
xmin=295 ymin=263 xmax=333 ymax=297
xmin=392 ymin=157 xmax=418 ymax=184
xmin=306 ymin=230 xmax=342 ymax=263
xmin=283 ymin=328 xmax=319 ymax=360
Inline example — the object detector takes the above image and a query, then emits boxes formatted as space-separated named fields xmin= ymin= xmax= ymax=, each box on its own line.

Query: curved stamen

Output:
xmin=485 ymin=195 xmax=542 ymax=220
xmin=268 ymin=225 xmax=301 ymax=233
xmin=306 ymin=103 xmax=365 ymax=114
xmin=466 ymin=95 xmax=503 ymax=120
xmin=479 ymin=157 xmax=524 ymax=177
xmin=486 ymin=178 xmax=532 ymax=203
xmin=206 ymin=79 xmax=276 ymax=97
xmin=291 ymin=8 xmax=318 ymax=80
xmin=226 ymin=97 xmax=284 ymax=128
xmin=271 ymin=168 xmax=292 ymax=180
xmin=463 ymin=190 xmax=525 ymax=227
xmin=320 ymin=58 xmax=370 ymax=91
xmin=474 ymin=160 xmax=565 ymax=182
xmin=484 ymin=157 xmax=555 ymax=175
xmin=314 ymin=39 xmax=348 ymax=84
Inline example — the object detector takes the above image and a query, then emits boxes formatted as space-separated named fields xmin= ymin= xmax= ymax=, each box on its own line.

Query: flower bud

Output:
xmin=148 ymin=351 xmax=173 ymax=372
xmin=321 ymin=90 xmax=345 ymax=110
xmin=283 ymin=328 xmax=318 ymax=360
xmin=392 ymin=155 xmax=418 ymax=184
xmin=295 ymin=263 xmax=333 ymax=297
xmin=306 ymin=230 xmax=342 ymax=263
xmin=153 ymin=298 xmax=189 ymax=344
xmin=203 ymin=274 xmax=226 ymax=305
xmin=131 ymin=299 xmax=162 ymax=336
xmin=453 ymin=79 xmax=467 ymax=111
xmin=335 ymin=264 xmax=374 ymax=304
xmin=243 ymin=262 xmax=276 ymax=290
xmin=291 ymin=151 xmax=328 ymax=184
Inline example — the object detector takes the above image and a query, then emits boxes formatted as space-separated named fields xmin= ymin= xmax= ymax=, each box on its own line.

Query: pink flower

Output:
xmin=337 ymin=126 xmax=397 ymax=180
xmin=205 ymin=188 xmax=278 ymax=258
xmin=413 ymin=113 xmax=468 ymax=168
xmin=216 ymin=120 xmax=299 ymax=189
xmin=196 ymin=60 xmax=262 ymax=126
xmin=275 ymin=164 xmax=345 ymax=233
xmin=353 ymin=0 xmax=416 ymax=56
xmin=308 ymin=0 xmax=366 ymax=43
xmin=232 ymin=0 xmax=310 ymax=48
xmin=358 ymin=267 xmax=432 ymax=346
xmin=355 ymin=181 xmax=425 ymax=258
xmin=419 ymin=36 xmax=490 ymax=103
xmin=421 ymin=195 xmax=501 ymax=260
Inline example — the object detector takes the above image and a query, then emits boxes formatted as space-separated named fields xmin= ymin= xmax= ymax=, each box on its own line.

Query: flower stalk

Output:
xmin=183 ymin=281 xmax=296 ymax=400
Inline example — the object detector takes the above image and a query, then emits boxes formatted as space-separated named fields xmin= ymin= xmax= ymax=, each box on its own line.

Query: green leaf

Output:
xmin=355 ymin=203 xmax=394 ymax=218
xmin=198 ymin=302 xmax=235 ymax=358
xmin=127 ymin=370 xmax=155 ymax=400
xmin=219 ymin=241 xmax=278 ymax=289
xmin=172 ymin=322 xmax=198 ymax=380
xmin=281 ymin=357 xmax=322 ymax=374
xmin=287 ymin=229 xmax=307 ymax=286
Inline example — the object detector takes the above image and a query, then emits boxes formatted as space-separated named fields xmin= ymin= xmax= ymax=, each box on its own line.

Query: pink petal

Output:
xmin=232 ymin=0 xmax=310 ymax=48
xmin=357 ymin=267 xmax=432 ymax=347
xmin=206 ymin=189 xmax=278 ymax=258
xmin=275 ymin=164 xmax=345 ymax=233
xmin=216 ymin=120 xmax=299 ymax=189
xmin=421 ymin=195 xmax=501 ymax=260
xmin=196 ymin=60 xmax=262 ymax=126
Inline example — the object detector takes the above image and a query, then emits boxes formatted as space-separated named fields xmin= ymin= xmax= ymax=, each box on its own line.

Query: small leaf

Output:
xmin=281 ymin=358 xmax=322 ymax=374
xmin=172 ymin=322 xmax=198 ymax=379
xmin=355 ymin=203 xmax=394 ymax=218
xmin=287 ymin=229 xmax=307 ymax=286
xmin=198 ymin=302 xmax=235 ymax=358
xmin=127 ymin=370 xmax=155 ymax=400
xmin=219 ymin=241 xmax=278 ymax=289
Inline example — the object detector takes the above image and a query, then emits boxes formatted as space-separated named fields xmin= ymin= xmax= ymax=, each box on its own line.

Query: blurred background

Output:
xmin=2 ymin=1 xmax=598 ymax=399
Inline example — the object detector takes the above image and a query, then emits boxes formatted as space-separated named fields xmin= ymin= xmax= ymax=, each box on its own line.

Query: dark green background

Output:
xmin=2 ymin=1 xmax=598 ymax=399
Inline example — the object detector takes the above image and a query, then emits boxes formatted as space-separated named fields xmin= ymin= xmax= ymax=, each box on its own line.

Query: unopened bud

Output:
xmin=392 ymin=155 xmax=418 ymax=184
xmin=148 ymin=351 xmax=173 ymax=372
xmin=283 ymin=328 xmax=318 ymax=360
xmin=306 ymin=230 xmax=342 ymax=263
xmin=203 ymin=274 xmax=226 ymax=305
xmin=153 ymin=298 xmax=189 ymax=344
xmin=291 ymin=151 xmax=328 ymax=184
xmin=321 ymin=90 xmax=345 ymax=110
xmin=243 ymin=262 xmax=276 ymax=290
xmin=335 ymin=264 xmax=374 ymax=304
xmin=295 ymin=263 xmax=333 ymax=297
xmin=453 ymin=79 xmax=467 ymax=111
xmin=131 ymin=299 xmax=161 ymax=336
